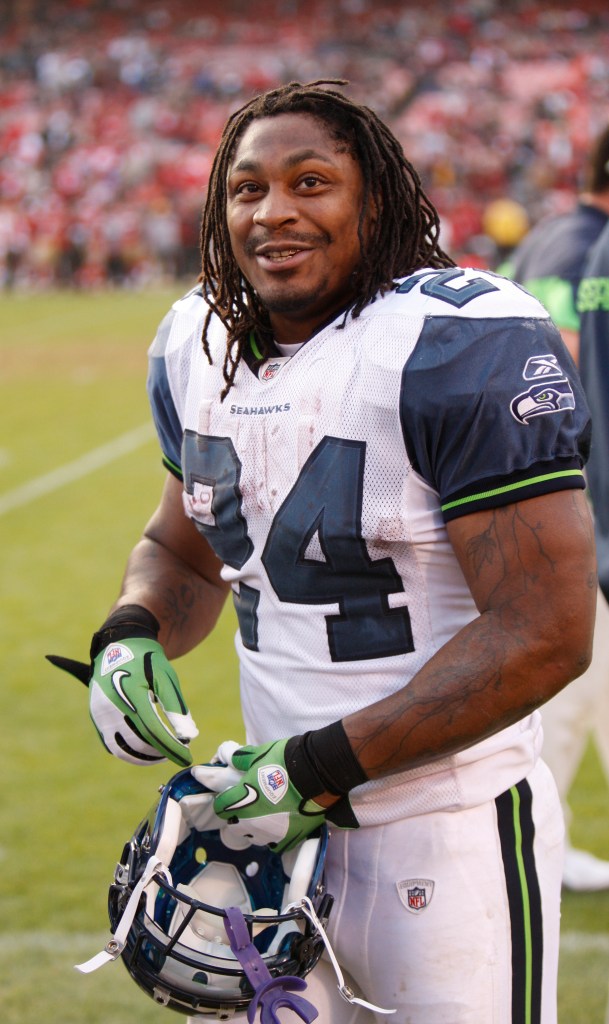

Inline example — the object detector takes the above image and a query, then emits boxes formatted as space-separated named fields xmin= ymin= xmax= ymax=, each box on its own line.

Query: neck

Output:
xmin=269 ymin=301 xmax=352 ymax=347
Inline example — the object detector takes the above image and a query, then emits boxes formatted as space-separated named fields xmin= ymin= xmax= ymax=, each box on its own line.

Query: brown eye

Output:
xmin=300 ymin=175 xmax=322 ymax=188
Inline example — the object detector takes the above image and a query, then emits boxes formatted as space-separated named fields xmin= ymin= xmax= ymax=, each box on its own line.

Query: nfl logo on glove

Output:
xmin=100 ymin=643 xmax=134 ymax=675
xmin=259 ymin=764 xmax=288 ymax=803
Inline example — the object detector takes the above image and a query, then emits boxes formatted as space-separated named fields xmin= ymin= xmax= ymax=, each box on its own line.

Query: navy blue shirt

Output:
xmin=579 ymin=221 xmax=609 ymax=603
xmin=506 ymin=202 xmax=609 ymax=331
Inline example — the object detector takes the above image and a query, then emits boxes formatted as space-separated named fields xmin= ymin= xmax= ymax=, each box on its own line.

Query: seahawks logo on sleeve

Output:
xmin=510 ymin=354 xmax=575 ymax=425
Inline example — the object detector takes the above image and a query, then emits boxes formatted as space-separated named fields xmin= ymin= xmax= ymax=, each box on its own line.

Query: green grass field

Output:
xmin=1 ymin=289 xmax=608 ymax=1023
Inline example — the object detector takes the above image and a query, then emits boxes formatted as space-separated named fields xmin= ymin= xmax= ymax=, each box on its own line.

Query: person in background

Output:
xmin=503 ymin=124 xmax=609 ymax=363
xmin=579 ymin=217 xmax=609 ymax=598
xmin=579 ymin=214 xmax=609 ymax=750
xmin=578 ymin=214 xmax=609 ymax=1024
xmin=503 ymin=124 xmax=609 ymax=892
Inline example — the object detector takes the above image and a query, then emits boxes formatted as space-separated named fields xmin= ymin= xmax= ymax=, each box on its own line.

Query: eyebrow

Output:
xmin=230 ymin=148 xmax=336 ymax=174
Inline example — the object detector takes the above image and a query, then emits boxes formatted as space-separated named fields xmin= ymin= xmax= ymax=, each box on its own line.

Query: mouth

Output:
xmin=253 ymin=240 xmax=311 ymax=262
xmin=253 ymin=244 xmax=313 ymax=271
xmin=263 ymin=248 xmax=304 ymax=262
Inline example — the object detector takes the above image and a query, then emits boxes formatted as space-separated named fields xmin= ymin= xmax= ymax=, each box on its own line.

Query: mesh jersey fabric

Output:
xmin=147 ymin=268 xmax=590 ymax=825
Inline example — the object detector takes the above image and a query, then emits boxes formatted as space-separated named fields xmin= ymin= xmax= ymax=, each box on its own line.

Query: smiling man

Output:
xmin=51 ymin=82 xmax=596 ymax=1023
xmin=225 ymin=115 xmax=372 ymax=339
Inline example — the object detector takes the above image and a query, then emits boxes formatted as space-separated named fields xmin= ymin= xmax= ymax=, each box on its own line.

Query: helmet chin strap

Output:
xmin=283 ymin=897 xmax=396 ymax=1016
xmin=74 ymin=851 xmax=395 ymax=1019
xmin=75 ymin=856 xmax=171 ymax=974
xmin=76 ymin=855 xmax=320 ymax=1023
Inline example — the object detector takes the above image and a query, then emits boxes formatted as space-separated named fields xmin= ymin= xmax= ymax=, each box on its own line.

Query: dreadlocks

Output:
xmin=199 ymin=79 xmax=455 ymax=398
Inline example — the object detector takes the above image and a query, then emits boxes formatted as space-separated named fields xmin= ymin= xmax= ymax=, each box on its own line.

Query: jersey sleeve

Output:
xmin=147 ymin=305 xmax=185 ymax=480
xmin=400 ymin=312 xmax=591 ymax=522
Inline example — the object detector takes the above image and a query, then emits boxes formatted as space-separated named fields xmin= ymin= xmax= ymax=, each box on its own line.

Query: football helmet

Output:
xmin=101 ymin=767 xmax=333 ymax=1019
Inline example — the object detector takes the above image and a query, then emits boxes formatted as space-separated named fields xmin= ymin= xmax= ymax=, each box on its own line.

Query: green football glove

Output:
xmin=46 ymin=605 xmax=197 ymax=767
xmin=211 ymin=737 xmax=360 ymax=853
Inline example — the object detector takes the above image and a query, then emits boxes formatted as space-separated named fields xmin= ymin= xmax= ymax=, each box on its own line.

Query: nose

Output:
xmin=252 ymin=185 xmax=298 ymax=228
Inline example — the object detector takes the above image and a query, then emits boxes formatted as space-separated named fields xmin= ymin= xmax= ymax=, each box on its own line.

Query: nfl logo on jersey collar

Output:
xmin=396 ymin=878 xmax=435 ymax=913
xmin=258 ymin=356 xmax=290 ymax=382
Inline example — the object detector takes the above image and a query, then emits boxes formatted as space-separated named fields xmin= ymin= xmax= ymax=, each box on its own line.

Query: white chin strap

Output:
xmin=75 ymin=856 xmax=170 ymax=974
xmin=283 ymin=896 xmax=396 ymax=1016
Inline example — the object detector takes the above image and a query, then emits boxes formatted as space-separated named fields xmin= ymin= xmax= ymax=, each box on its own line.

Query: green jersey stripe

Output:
xmin=442 ymin=469 xmax=584 ymax=513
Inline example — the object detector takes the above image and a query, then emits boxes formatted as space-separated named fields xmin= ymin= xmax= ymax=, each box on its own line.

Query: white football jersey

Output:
xmin=148 ymin=268 xmax=590 ymax=825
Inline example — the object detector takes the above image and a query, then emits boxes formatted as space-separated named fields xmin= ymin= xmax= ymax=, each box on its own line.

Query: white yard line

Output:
xmin=0 ymin=928 xmax=608 ymax=954
xmin=0 ymin=931 xmax=110 ymax=953
xmin=0 ymin=423 xmax=155 ymax=516
xmin=560 ymin=930 xmax=609 ymax=954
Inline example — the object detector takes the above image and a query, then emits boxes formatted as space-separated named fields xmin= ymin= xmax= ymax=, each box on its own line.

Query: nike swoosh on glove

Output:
xmin=46 ymin=606 xmax=197 ymax=767
xmin=211 ymin=738 xmax=359 ymax=853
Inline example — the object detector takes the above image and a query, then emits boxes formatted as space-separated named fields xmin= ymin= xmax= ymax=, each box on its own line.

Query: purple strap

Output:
xmin=223 ymin=906 xmax=318 ymax=1024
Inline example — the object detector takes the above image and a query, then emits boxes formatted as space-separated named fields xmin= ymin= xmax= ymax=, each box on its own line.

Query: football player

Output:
xmin=50 ymin=81 xmax=596 ymax=1023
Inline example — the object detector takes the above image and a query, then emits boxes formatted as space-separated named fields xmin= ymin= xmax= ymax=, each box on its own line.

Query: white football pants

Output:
xmin=194 ymin=758 xmax=563 ymax=1024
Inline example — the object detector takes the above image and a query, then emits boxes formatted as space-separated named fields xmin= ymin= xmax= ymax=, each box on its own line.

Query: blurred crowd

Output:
xmin=2 ymin=0 xmax=609 ymax=289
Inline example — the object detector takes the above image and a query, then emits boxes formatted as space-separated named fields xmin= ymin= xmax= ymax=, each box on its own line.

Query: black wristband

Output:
xmin=285 ymin=721 xmax=368 ymax=800
xmin=90 ymin=604 xmax=160 ymax=659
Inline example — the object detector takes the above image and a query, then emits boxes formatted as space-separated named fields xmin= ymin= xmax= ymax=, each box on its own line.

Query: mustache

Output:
xmin=243 ymin=230 xmax=331 ymax=257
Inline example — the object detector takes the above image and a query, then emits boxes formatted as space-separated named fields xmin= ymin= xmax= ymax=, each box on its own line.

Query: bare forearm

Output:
xmin=112 ymin=535 xmax=229 ymax=659
xmin=343 ymin=603 xmax=590 ymax=780
xmin=345 ymin=490 xmax=596 ymax=782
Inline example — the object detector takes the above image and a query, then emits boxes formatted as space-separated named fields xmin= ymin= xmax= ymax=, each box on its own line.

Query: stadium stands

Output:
xmin=1 ymin=0 xmax=609 ymax=287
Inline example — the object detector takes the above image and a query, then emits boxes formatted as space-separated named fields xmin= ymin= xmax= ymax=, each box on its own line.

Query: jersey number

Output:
xmin=183 ymin=431 xmax=414 ymax=662
xmin=396 ymin=267 xmax=499 ymax=307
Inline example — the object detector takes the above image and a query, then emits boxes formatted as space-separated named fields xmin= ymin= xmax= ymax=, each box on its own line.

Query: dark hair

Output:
xmin=199 ymin=79 xmax=454 ymax=397
xmin=586 ymin=124 xmax=609 ymax=193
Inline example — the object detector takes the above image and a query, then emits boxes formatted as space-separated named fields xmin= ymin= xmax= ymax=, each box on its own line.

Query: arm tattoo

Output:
xmin=465 ymin=505 xmax=556 ymax=594
xmin=345 ymin=494 xmax=595 ymax=778
xmin=159 ymin=570 xmax=204 ymax=643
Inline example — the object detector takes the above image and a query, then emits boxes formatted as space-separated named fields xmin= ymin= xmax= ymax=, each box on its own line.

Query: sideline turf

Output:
xmin=0 ymin=290 xmax=607 ymax=1023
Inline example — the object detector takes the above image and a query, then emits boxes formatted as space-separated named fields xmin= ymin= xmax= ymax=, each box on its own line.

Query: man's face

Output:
xmin=226 ymin=112 xmax=370 ymax=345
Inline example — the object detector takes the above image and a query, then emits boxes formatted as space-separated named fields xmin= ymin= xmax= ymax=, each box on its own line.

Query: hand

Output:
xmin=191 ymin=739 xmax=246 ymax=791
xmin=210 ymin=739 xmax=358 ymax=853
xmin=46 ymin=637 xmax=198 ymax=767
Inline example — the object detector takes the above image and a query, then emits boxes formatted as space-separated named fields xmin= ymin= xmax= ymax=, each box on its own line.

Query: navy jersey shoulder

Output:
xmin=392 ymin=269 xmax=591 ymax=520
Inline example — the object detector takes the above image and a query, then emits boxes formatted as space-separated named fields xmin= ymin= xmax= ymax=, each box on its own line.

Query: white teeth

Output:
xmin=266 ymin=250 xmax=299 ymax=261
